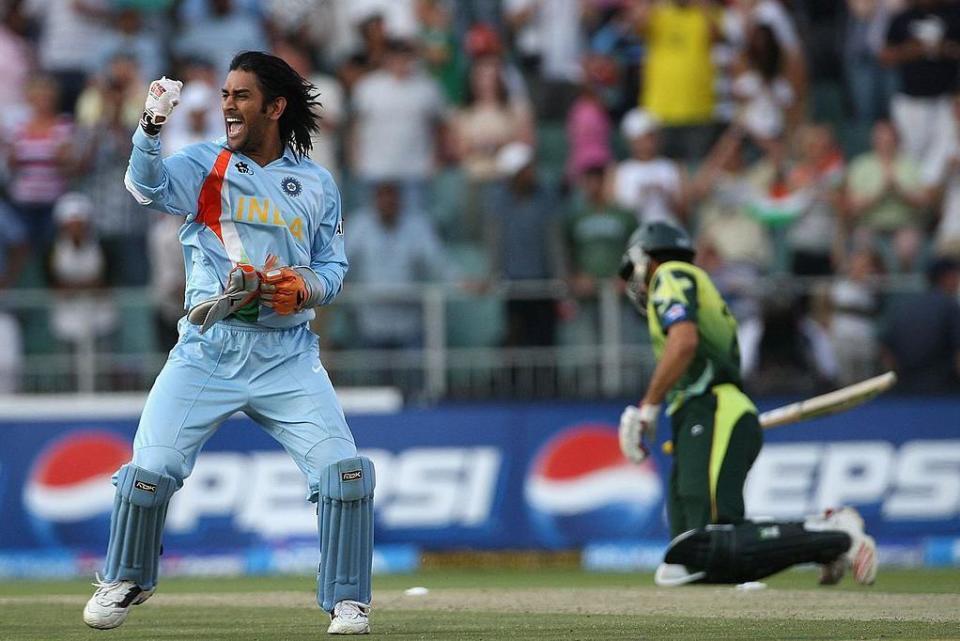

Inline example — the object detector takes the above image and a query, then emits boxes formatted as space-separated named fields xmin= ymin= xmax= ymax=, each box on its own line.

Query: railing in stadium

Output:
xmin=0 ymin=276 xmax=927 ymax=398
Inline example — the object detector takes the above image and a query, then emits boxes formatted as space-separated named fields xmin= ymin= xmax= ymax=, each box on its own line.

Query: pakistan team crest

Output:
xmin=281 ymin=176 xmax=302 ymax=197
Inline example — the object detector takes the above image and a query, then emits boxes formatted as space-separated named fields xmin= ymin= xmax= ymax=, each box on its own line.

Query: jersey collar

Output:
xmin=215 ymin=137 xmax=301 ymax=167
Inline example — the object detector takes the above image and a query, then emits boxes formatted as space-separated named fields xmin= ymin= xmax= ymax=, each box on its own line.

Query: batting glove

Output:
xmin=141 ymin=77 xmax=183 ymax=135
xmin=619 ymin=403 xmax=660 ymax=464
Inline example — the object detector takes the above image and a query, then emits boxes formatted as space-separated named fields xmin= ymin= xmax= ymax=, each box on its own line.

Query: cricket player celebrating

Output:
xmin=618 ymin=221 xmax=878 ymax=587
xmin=83 ymin=52 xmax=374 ymax=635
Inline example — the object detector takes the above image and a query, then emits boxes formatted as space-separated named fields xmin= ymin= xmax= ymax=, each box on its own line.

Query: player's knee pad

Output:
xmin=664 ymin=521 xmax=851 ymax=584
xmin=103 ymin=464 xmax=178 ymax=590
xmin=316 ymin=456 xmax=375 ymax=613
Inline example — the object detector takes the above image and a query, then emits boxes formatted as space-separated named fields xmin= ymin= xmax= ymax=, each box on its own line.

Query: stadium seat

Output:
xmin=429 ymin=168 xmax=469 ymax=241
xmin=536 ymin=122 xmax=568 ymax=186
xmin=444 ymin=243 xmax=503 ymax=348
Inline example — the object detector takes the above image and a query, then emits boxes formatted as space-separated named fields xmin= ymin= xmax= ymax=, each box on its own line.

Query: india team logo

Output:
xmin=525 ymin=424 xmax=663 ymax=547
xmin=281 ymin=176 xmax=302 ymax=197
xmin=23 ymin=431 xmax=131 ymax=547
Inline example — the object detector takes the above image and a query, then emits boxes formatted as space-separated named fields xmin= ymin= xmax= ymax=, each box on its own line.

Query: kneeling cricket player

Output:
xmin=618 ymin=221 xmax=877 ymax=587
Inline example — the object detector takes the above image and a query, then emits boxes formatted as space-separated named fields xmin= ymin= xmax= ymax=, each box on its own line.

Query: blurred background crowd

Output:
xmin=0 ymin=0 xmax=958 ymax=399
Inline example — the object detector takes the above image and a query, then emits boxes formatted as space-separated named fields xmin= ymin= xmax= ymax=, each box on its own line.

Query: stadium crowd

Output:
xmin=0 ymin=0 xmax=958 ymax=396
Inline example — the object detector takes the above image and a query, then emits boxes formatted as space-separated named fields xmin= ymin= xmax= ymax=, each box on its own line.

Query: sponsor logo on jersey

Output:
xmin=525 ymin=425 xmax=662 ymax=546
xmin=664 ymin=303 xmax=687 ymax=322
xmin=234 ymin=161 xmax=253 ymax=175
xmin=281 ymin=176 xmax=302 ymax=197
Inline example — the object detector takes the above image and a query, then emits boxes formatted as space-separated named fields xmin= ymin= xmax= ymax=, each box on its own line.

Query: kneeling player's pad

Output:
xmin=664 ymin=521 xmax=850 ymax=584
xmin=103 ymin=464 xmax=178 ymax=590
xmin=317 ymin=457 xmax=376 ymax=613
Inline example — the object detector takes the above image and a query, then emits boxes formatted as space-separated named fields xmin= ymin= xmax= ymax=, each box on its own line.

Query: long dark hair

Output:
xmin=747 ymin=25 xmax=782 ymax=83
xmin=229 ymin=51 xmax=321 ymax=159
xmin=462 ymin=56 xmax=509 ymax=108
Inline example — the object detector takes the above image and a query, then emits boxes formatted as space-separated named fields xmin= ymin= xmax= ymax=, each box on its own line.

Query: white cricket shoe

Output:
xmin=822 ymin=507 xmax=878 ymax=586
xmin=82 ymin=574 xmax=154 ymax=629
xmin=327 ymin=600 xmax=370 ymax=635
xmin=654 ymin=563 xmax=706 ymax=587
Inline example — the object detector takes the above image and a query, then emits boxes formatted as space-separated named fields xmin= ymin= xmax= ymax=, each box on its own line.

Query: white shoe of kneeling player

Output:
xmin=82 ymin=574 xmax=154 ymax=629
xmin=327 ymin=600 xmax=370 ymax=635
xmin=823 ymin=507 xmax=878 ymax=585
xmin=654 ymin=563 xmax=706 ymax=587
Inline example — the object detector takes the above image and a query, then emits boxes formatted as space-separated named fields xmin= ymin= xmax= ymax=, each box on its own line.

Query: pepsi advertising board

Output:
xmin=1 ymin=398 xmax=959 ymax=574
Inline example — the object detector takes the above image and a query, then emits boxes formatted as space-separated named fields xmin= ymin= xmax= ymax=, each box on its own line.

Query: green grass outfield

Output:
xmin=0 ymin=568 xmax=957 ymax=641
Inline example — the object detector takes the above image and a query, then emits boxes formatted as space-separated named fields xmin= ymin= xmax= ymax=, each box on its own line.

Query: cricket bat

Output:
xmin=660 ymin=371 xmax=897 ymax=455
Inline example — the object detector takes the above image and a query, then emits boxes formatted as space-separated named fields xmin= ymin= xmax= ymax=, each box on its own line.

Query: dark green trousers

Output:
xmin=667 ymin=384 xmax=763 ymax=537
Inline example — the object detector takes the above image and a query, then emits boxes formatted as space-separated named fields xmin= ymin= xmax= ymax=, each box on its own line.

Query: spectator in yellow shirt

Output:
xmin=633 ymin=0 xmax=721 ymax=164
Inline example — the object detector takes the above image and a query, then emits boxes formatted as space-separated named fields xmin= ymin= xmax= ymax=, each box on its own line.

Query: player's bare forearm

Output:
xmin=880 ymin=41 xmax=926 ymax=66
xmin=642 ymin=321 xmax=698 ymax=405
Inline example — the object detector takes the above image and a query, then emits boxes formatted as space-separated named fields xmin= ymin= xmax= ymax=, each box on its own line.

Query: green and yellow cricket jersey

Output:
xmin=646 ymin=261 xmax=743 ymax=414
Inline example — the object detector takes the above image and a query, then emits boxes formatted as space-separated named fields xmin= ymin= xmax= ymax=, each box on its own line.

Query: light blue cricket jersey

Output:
xmin=124 ymin=126 xmax=347 ymax=328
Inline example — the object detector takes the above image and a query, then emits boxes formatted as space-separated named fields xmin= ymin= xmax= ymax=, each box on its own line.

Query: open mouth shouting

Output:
xmin=225 ymin=115 xmax=244 ymax=140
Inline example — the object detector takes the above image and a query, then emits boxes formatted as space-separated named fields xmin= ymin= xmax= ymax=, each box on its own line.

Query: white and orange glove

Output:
xmin=618 ymin=403 xmax=660 ymax=464
xmin=141 ymin=77 xmax=182 ymax=135
xmin=260 ymin=266 xmax=323 ymax=315
xmin=187 ymin=263 xmax=262 ymax=333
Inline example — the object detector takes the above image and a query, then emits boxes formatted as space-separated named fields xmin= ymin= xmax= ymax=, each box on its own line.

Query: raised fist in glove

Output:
xmin=141 ymin=77 xmax=183 ymax=134
xmin=619 ymin=403 xmax=660 ymax=464
xmin=260 ymin=267 xmax=310 ymax=315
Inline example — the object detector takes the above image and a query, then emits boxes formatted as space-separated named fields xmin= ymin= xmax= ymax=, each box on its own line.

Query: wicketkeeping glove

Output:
xmin=618 ymin=403 xmax=660 ymax=464
xmin=259 ymin=267 xmax=310 ymax=315
xmin=187 ymin=263 xmax=262 ymax=333
xmin=141 ymin=77 xmax=183 ymax=135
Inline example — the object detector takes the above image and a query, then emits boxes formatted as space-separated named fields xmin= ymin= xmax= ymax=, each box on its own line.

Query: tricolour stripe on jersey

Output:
xmin=218 ymin=170 xmax=248 ymax=264
xmin=196 ymin=148 xmax=233 ymax=243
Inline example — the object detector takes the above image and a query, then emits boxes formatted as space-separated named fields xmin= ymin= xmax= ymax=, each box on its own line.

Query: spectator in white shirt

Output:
xmin=505 ymin=0 xmax=584 ymax=119
xmin=610 ymin=108 xmax=686 ymax=226
xmin=350 ymin=39 xmax=446 ymax=215
xmin=733 ymin=24 xmax=794 ymax=148
xmin=161 ymin=82 xmax=222 ymax=157
xmin=47 ymin=192 xmax=116 ymax=349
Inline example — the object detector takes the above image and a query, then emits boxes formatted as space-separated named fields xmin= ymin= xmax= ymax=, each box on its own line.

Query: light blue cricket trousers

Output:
xmin=132 ymin=319 xmax=357 ymax=501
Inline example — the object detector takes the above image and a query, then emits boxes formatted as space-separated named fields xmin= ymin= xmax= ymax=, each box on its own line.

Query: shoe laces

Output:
xmin=334 ymin=600 xmax=371 ymax=620
xmin=91 ymin=573 xmax=122 ymax=594
xmin=91 ymin=573 xmax=137 ymax=605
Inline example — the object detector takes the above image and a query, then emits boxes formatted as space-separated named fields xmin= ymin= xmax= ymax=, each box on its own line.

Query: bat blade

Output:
xmin=660 ymin=372 xmax=897 ymax=456
xmin=758 ymin=371 xmax=897 ymax=429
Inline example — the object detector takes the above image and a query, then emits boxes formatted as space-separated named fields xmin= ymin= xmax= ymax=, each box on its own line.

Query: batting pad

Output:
xmin=102 ymin=464 xmax=178 ymax=590
xmin=664 ymin=521 xmax=850 ymax=584
xmin=317 ymin=456 xmax=376 ymax=613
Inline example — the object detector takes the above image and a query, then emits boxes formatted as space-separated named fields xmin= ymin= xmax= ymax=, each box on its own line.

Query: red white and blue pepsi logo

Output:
xmin=23 ymin=431 xmax=131 ymax=547
xmin=524 ymin=424 xmax=663 ymax=547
